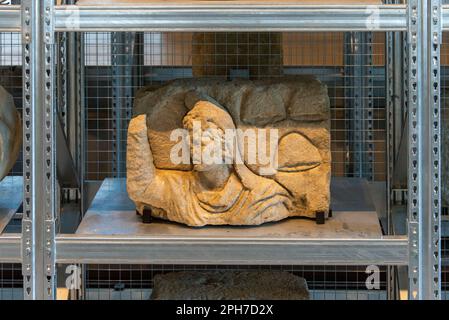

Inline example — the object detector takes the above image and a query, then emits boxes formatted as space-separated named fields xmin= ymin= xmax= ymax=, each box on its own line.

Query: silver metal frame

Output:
xmin=20 ymin=0 xmax=57 ymax=300
xmin=53 ymin=4 xmax=407 ymax=32
xmin=56 ymin=235 xmax=408 ymax=266
xmin=385 ymin=0 xmax=404 ymax=300
xmin=0 ymin=0 xmax=446 ymax=300
xmin=0 ymin=4 xmax=20 ymax=32
xmin=442 ymin=4 xmax=449 ymax=30
xmin=407 ymin=0 xmax=442 ymax=300
xmin=0 ymin=235 xmax=21 ymax=263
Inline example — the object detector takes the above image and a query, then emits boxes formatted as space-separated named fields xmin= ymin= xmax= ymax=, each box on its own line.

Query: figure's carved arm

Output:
xmin=126 ymin=114 xmax=161 ymax=206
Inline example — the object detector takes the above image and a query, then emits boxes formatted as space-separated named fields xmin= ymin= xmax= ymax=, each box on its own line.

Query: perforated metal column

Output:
xmin=21 ymin=0 xmax=57 ymax=300
xmin=407 ymin=0 xmax=442 ymax=300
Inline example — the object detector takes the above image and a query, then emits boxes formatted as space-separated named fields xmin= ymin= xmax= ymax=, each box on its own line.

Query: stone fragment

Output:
xmin=127 ymin=77 xmax=331 ymax=226
xmin=0 ymin=86 xmax=21 ymax=181
xmin=150 ymin=271 xmax=310 ymax=300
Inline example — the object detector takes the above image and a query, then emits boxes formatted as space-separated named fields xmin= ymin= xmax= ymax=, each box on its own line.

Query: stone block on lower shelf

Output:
xmin=150 ymin=270 xmax=310 ymax=300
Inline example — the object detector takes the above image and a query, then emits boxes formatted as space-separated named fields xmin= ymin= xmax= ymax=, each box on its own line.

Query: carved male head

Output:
xmin=183 ymin=94 xmax=235 ymax=173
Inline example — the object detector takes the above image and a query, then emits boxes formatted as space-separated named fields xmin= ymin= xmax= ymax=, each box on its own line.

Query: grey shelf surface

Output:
xmin=55 ymin=177 xmax=408 ymax=266
xmin=78 ymin=177 xmax=382 ymax=239
xmin=0 ymin=177 xmax=22 ymax=263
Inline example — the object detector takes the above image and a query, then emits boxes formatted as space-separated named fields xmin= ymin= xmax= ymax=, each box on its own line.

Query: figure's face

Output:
xmin=187 ymin=120 xmax=227 ymax=172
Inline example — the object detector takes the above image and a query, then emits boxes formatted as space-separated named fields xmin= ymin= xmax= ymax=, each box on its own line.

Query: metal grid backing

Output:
xmin=0 ymin=28 xmax=23 ymax=300
xmin=84 ymin=31 xmax=387 ymax=182
xmin=80 ymin=31 xmax=389 ymax=300
xmin=0 ymin=31 xmax=22 ymax=176
xmin=444 ymin=239 xmax=449 ymax=299
xmin=81 ymin=264 xmax=387 ymax=301
xmin=444 ymin=264 xmax=449 ymax=299
xmin=0 ymin=263 xmax=22 ymax=300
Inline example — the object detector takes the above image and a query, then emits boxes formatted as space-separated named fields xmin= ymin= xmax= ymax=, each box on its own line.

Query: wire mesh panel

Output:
xmin=0 ymin=32 xmax=22 ymax=176
xmin=444 ymin=239 xmax=449 ymax=299
xmin=0 ymin=263 xmax=22 ymax=299
xmin=84 ymin=31 xmax=387 ymax=182
xmin=441 ymin=31 xmax=449 ymax=300
xmin=0 ymin=28 xmax=23 ymax=300
xmin=81 ymin=264 xmax=387 ymax=301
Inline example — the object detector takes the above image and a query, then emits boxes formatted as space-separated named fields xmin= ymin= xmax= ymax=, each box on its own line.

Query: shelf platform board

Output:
xmin=78 ymin=177 xmax=382 ymax=239
xmin=55 ymin=177 xmax=408 ymax=266
xmin=0 ymin=176 xmax=22 ymax=235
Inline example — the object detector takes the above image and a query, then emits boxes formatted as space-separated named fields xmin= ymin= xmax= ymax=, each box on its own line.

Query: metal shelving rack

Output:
xmin=0 ymin=0 xmax=445 ymax=300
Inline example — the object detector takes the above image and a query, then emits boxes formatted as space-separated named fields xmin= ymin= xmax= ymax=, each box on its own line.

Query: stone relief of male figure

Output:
xmin=127 ymin=93 xmax=293 ymax=226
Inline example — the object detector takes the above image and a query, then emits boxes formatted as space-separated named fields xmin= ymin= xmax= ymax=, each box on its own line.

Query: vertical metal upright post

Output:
xmin=111 ymin=32 xmax=135 ymax=178
xmin=385 ymin=0 xmax=406 ymax=300
xmin=56 ymin=0 xmax=80 ymax=167
xmin=386 ymin=10 xmax=396 ymax=300
xmin=68 ymin=35 xmax=82 ymax=175
xmin=344 ymin=32 xmax=374 ymax=180
xmin=57 ymin=31 xmax=68 ymax=132
xmin=21 ymin=0 xmax=57 ymax=300
xmin=64 ymin=0 xmax=83 ymax=176
xmin=78 ymin=32 xmax=87 ymax=216
xmin=77 ymin=32 xmax=87 ymax=300
xmin=60 ymin=0 xmax=85 ymax=300
xmin=407 ymin=0 xmax=442 ymax=300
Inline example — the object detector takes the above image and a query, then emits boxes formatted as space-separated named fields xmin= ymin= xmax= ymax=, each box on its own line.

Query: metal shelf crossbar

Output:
xmin=0 ymin=4 xmax=408 ymax=32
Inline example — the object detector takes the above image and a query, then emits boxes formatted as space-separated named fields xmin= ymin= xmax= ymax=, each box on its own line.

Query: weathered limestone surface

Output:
xmin=127 ymin=77 xmax=331 ymax=226
xmin=0 ymin=86 xmax=21 ymax=181
xmin=150 ymin=271 xmax=310 ymax=300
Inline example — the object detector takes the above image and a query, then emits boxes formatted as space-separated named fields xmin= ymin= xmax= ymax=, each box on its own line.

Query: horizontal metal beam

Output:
xmin=56 ymin=235 xmax=408 ymax=266
xmin=0 ymin=234 xmax=21 ymax=263
xmin=0 ymin=5 xmax=21 ymax=32
xmin=443 ymin=5 xmax=449 ymax=30
xmin=54 ymin=4 xmax=407 ymax=32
